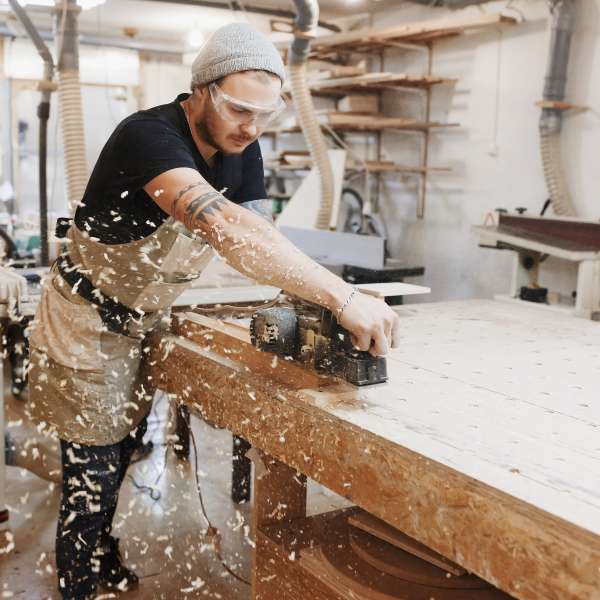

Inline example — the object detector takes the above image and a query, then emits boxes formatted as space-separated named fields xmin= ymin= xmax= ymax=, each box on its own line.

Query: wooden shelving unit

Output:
xmin=309 ymin=12 xmax=518 ymax=58
xmin=267 ymin=113 xmax=459 ymax=134
xmin=270 ymin=11 xmax=518 ymax=218
xmin=305 ymin=72 xmax=458 ymax=96
xmin=265 ymin=157 xmax=452 ymax=175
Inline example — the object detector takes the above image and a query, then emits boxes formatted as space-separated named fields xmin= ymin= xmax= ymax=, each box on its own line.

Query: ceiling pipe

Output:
xmin=539 ymin=0 xmax=576 ymax=216
xmin=406 ymin=0 xmax=495 ymax=7
xmin=143 ymin=0 xmax=340 ymax=31
xmin=0 ymin=22 xmax=189 ymax=54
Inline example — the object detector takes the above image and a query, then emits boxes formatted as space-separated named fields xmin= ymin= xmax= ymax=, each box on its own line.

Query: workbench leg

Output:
xmin=250 ymin=451 xmax=307 ymax=600
xmin=174 ymin=403 xmax=190 ymax=460
xmin=0 ymin=356 xmax=14 ymax=557
xmin=575 ymin=259 xmax=600 ymax=320
xmin=231 ymin=435 xmax=251 ymax=504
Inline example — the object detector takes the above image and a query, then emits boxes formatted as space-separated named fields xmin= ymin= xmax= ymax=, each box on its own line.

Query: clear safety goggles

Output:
xmin=208 ymin=82 xmax=286 ymax=129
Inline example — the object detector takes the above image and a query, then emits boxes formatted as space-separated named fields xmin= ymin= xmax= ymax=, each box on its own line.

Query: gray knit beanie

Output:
xmin=191 ymin=23 xmax=286 ymax=88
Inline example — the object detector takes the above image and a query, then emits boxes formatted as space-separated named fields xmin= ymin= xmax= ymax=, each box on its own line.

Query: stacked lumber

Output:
xmin=267 ymin=113 xmax=458 ymax=133
xmin=310 ymin=12 xmax=518 ymax=58
xmin=320 ymin=112 xmax=459 ymax=131
xmin=265 ymin=152 xmax=451 ymax=174
xmin=308 ymin=72 xmax=457 ymax=96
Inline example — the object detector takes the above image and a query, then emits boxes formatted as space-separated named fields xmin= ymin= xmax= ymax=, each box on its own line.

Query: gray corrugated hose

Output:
xmin=56 ymin=0 xmax=88 ymax=216
xmin=289 ymin=0 xmax=335 ymax=230
xmin=539 ymin=0 xmax=576 ymax=216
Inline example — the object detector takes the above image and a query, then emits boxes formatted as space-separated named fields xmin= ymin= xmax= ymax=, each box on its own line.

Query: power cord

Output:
xmin=127 ymin=443 xmax=169 ymax=502
xmin=190 ymin=427 xmax=251 ymax=586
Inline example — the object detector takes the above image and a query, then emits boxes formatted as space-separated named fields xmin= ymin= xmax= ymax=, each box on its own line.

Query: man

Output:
xmin=27 ymin=22 xmax=400 ymax=599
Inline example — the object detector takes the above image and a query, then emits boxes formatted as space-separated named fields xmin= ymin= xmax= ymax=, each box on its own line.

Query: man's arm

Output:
xmin=145 ymin=167 xmax=399 ymax=355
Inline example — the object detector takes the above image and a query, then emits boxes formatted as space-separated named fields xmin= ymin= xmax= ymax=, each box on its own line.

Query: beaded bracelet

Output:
xmin=335 ymin=288 xmax=358 ymax=321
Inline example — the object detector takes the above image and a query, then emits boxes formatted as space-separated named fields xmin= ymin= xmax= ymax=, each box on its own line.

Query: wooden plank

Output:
xmin=152 ymin=335 xmax=600 ymax=600
xmin=309 ymin=12 xmax=518 ymax=55
xmin=356 ymin=282 xmax=430 ymax=298
xmin=347 ymin=511 xmax=466 ymax=576
xmin=257 ymin=510 xmax=511 ymax=600
xmin=267 ymin=115 xmax=460 ymax=134
xmin=151 ymin=299 xmax=600 ymax=600
xmin=536 ymin=100 xmax=588 ymax=112
xmin=307 ymin=72 xmax=457 ymax=95
xmin=311 ymin=64 xmax=367 ymax=80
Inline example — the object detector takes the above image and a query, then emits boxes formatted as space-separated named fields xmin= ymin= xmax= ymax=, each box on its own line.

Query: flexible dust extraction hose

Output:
xmin=56 ymin=0 xmax=88 ymax=216
xmin=58 ymin=71 xmax=88 ymax=214
xmin=289 ymin=0 xmax=335 ymax=230
xmin=539 ymin=0 xmax=576 ymax=216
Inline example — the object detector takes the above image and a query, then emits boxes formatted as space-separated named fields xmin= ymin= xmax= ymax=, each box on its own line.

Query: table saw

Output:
xmin=151 ymin=298 xmax=600 ymax=600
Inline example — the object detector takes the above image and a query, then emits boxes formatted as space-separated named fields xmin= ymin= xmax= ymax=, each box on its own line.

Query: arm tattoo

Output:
xmin=170 ymin=181 xmax=207 ymax=216
xmin=183 ymin=191 xmax=228 ymax=230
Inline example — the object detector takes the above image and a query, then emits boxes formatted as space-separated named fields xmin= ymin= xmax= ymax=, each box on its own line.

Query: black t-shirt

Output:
xmin=74 ymin=93 xmax=267 ymax=244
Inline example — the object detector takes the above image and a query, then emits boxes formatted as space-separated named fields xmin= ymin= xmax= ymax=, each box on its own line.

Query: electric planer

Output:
xmin=250 ymin=303 xmax=387 ymax=386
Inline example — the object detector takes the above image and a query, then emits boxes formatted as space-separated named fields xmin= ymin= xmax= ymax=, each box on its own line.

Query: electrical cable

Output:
xmin=127 ymin=442 xmax=169 ymax=502
xmin=190 ymin=426 xmax=250 ymax=586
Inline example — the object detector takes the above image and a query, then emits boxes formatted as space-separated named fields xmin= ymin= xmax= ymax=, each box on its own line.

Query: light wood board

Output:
xmin=152 ymin=299 xmax=600 ymax=600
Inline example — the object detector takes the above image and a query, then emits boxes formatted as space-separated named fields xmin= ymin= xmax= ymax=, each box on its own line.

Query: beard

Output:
xmin=195 ymin=118 xmax=223 ymax=152
xmin=194 ymin=111 xmax=254 ymax=156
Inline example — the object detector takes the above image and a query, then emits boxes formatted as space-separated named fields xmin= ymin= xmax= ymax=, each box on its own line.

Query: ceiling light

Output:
xmin=186 ymin=29 xmax=205 ymax=49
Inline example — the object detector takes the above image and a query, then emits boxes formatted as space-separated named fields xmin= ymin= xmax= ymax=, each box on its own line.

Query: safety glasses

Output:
xmin=208 ymin=82 xmax=286 ymax=129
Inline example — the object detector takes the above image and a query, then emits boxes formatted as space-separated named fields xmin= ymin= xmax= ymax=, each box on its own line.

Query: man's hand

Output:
xmin=338 ymin=292 xmax=400 ymax=357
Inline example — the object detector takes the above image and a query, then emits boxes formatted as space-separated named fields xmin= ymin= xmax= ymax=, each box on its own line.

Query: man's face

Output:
xmin=195 ymin=71 xmax=282 ymax=155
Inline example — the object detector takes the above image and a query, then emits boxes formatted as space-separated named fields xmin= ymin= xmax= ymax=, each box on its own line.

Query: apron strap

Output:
xmin=56 ymin=253 xmax=147 ymax=336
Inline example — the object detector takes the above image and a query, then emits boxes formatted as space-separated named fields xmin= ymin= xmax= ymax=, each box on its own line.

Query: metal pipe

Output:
xmin=144 ymin=0 xmax=340 ymax=32
xmin=407 ymin=0 xmax=495 ymax=7
xmin=539 ymin=0 xmax=576 ymax=216
xmin=8 ymin=0 xmax=54 ymax=266
xmin=0 ymin=23 xmax=188 ymax=54
xmin=540 ymin=0 xmax=576 ymax=133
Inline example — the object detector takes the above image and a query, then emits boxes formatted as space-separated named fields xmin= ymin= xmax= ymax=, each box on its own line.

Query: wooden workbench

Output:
xmin=151 ymin=299 xmax=600 ymax=600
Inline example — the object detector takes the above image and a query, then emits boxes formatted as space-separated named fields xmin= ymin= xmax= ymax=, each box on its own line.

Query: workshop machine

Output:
xmin=250 ymin=304 xmax=387 ymax=386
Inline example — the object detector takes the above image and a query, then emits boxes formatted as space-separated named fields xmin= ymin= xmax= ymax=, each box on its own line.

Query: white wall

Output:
xmin=370 ymin=0 xmax=600 ymax=303
xmin=139 ymin=55 xmax=190 ymax=109
xmin=1 ymin=39 xmax=139 ymax=219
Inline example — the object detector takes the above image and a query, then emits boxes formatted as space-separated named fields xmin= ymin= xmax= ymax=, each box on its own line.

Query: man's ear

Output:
xmin=195 ymin=86 xmax=208 ymax=98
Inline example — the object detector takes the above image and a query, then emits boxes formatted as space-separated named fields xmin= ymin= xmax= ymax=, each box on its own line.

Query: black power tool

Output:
xmin=250 ymin=305 xmax=387 ymax=386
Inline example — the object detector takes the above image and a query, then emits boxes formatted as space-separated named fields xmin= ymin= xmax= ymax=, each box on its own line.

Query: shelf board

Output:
xmin=267 ymin=115 xmax=459 ymax=134
xmin=536 ymin=100 xmax=589 ymax=112
xmin=307 ymin=12 xmax=518 ymax=57
xmin=265 ymin=159 xmax=452 ymax=175
xmin=305 ymin=72 xmax=457 ymax=96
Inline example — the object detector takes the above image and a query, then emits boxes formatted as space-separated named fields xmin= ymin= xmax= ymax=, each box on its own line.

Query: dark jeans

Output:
xmin=56 ymin=418 xmax=147 ymax=599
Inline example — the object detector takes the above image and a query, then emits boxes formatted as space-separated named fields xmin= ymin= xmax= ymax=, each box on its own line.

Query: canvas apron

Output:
xmin=27 ymin=218 xmax=214 ymax=445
